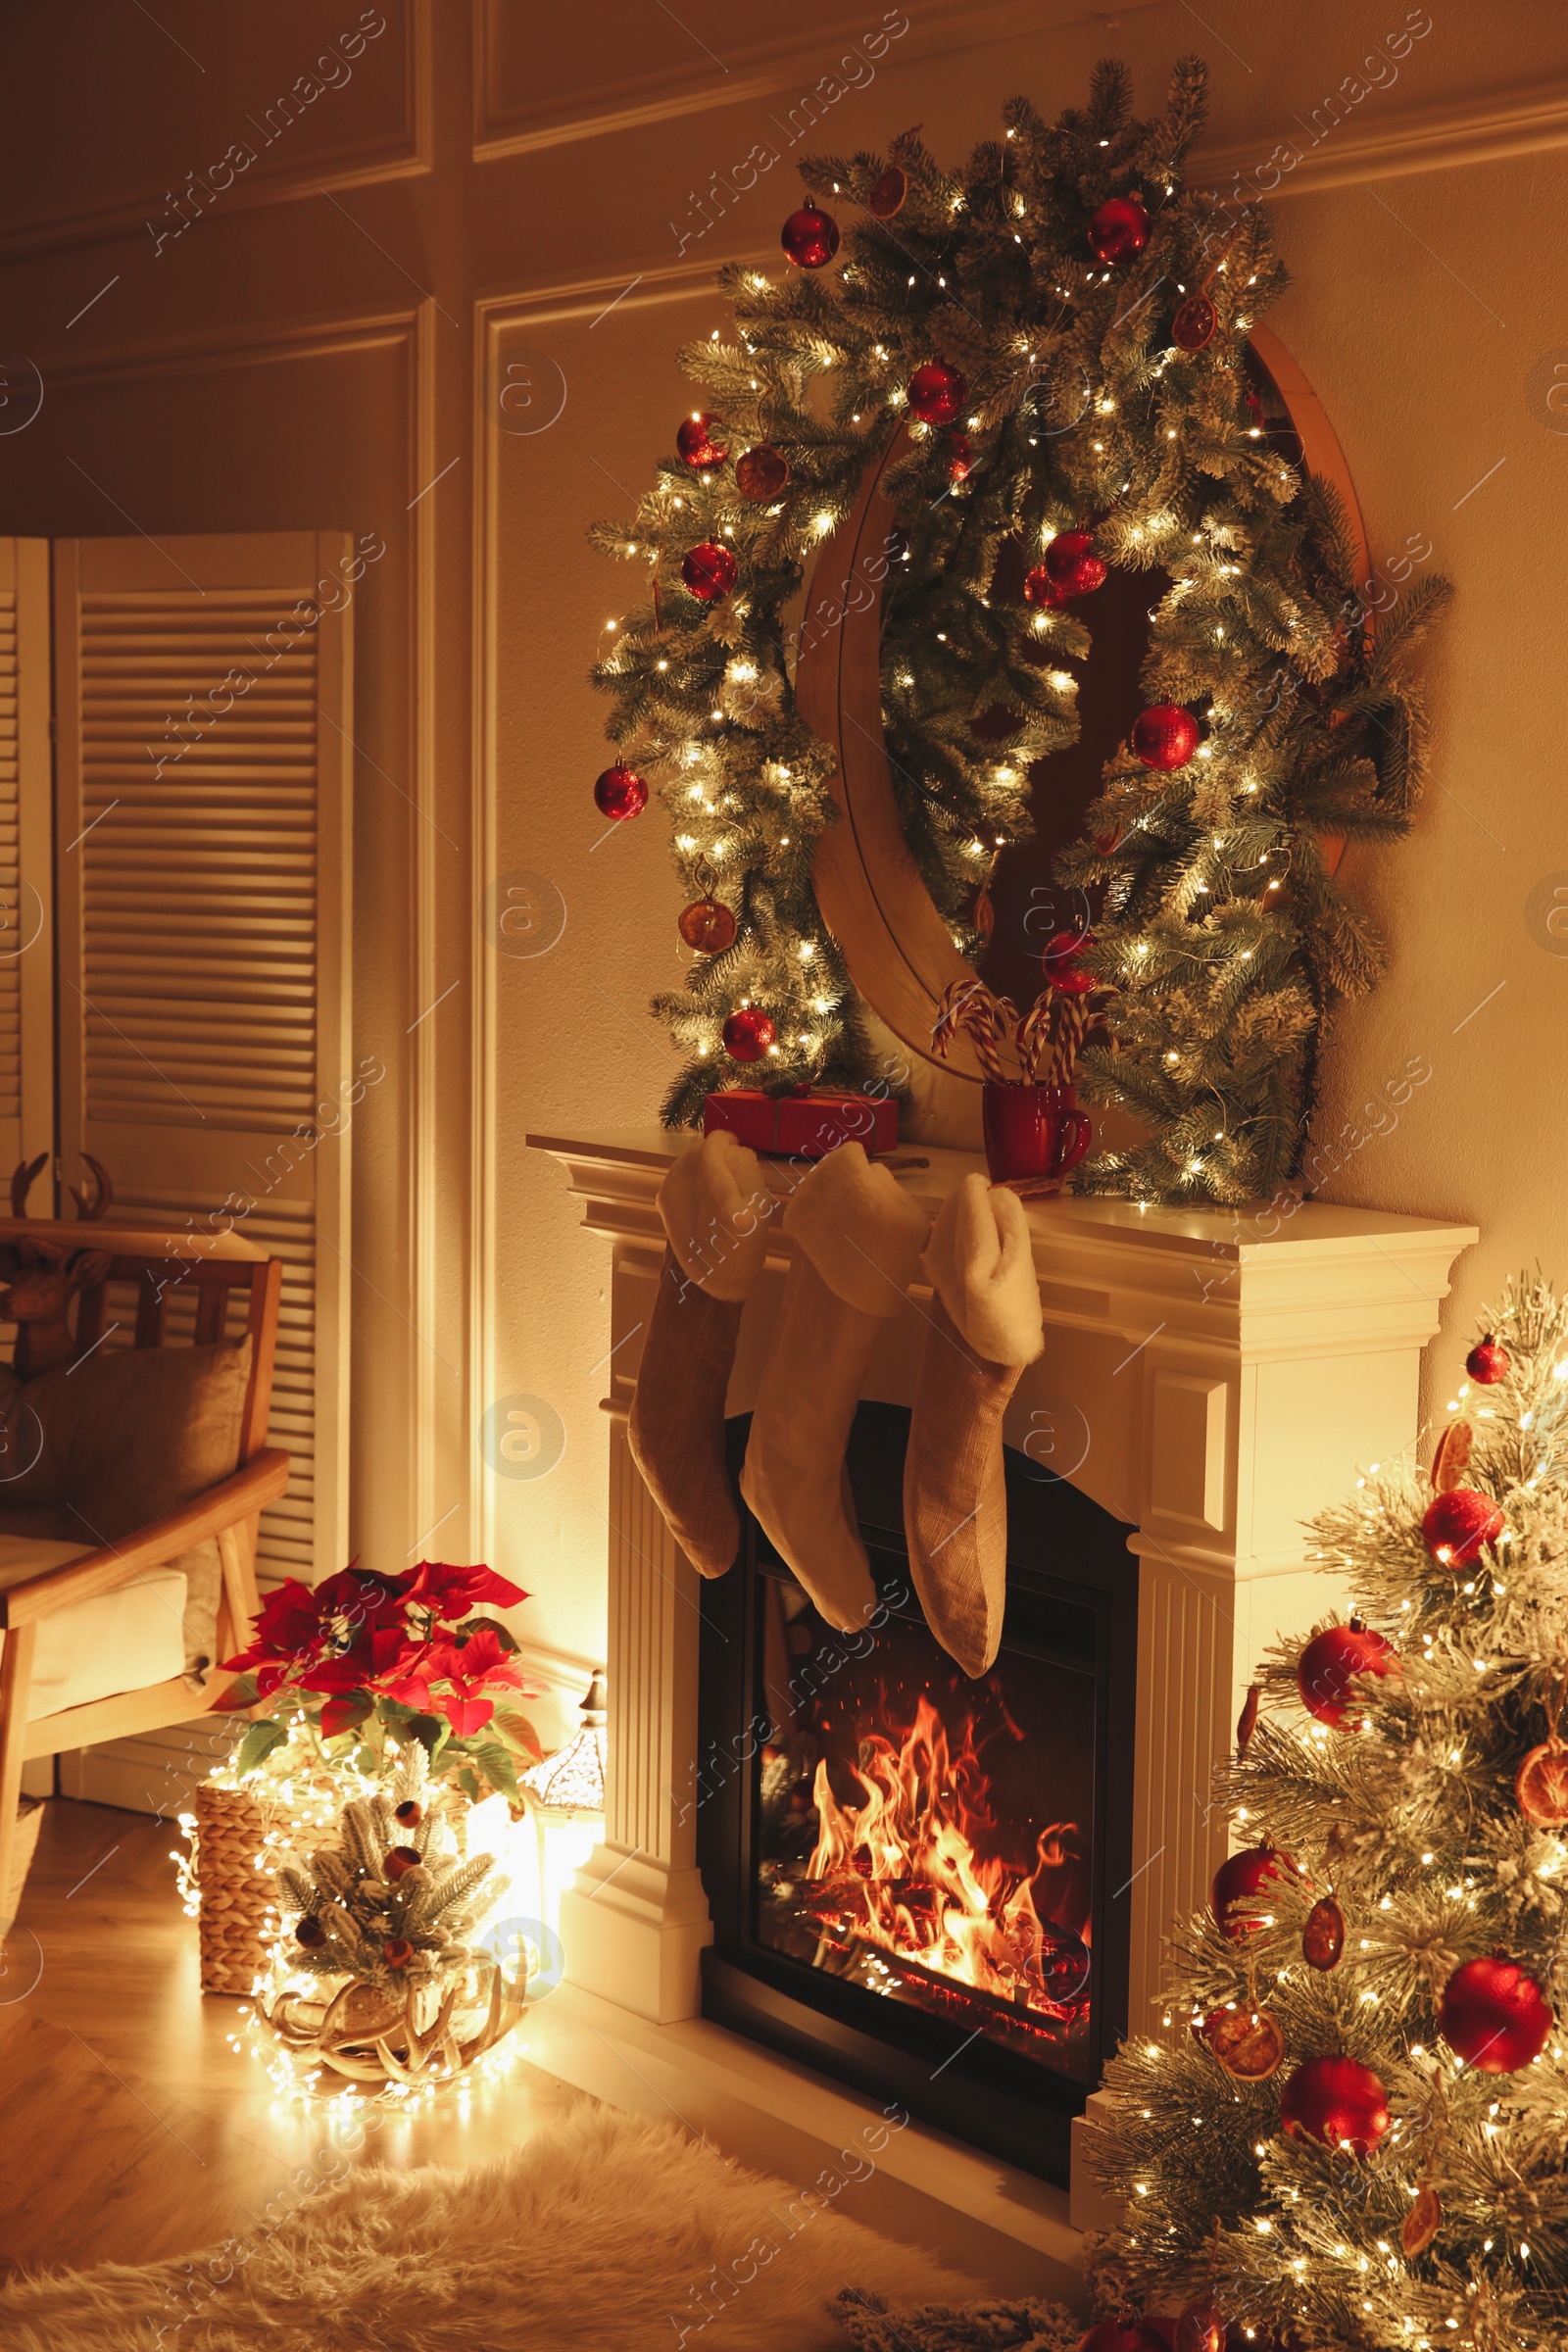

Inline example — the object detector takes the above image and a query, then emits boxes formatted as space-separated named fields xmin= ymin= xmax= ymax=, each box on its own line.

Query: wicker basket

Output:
xmin=7 ymin=1797 xmax=44 ymax=1921
xmin=193 ymin=1781 xmax=279 ymax=1996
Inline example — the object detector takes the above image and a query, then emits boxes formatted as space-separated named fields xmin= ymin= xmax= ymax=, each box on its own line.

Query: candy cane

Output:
xmin=1049 ymin=996 xmax=1091 ymax=1088
xmin=1015 ymin=996 xmax=1054 ymax=1084
xmin=932 ymin=979 xmax=1006 ymax=1081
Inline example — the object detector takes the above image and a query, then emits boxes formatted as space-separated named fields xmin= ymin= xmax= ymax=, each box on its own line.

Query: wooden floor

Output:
xmin=0 ymin=1797 xmax=595 ymax=2281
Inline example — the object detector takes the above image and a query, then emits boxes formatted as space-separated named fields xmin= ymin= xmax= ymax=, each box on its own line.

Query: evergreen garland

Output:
xmin=590 ymin=57 xmax=1448 ymax=1203
xmin=1088 ymin=1276 xmax=1568 ymax=2351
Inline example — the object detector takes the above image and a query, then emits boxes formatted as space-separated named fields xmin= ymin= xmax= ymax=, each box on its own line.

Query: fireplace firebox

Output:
xmin=697 ymin=1401 xmax=1138 ymax=2185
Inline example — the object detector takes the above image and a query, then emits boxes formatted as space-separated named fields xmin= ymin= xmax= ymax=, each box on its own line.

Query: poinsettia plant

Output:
xmin=217 ymin=1558 xmax=544 ymax=1803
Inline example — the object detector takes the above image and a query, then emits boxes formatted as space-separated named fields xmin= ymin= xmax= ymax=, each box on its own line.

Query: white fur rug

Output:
xmin=0 ymin=2105 xmax=981 ymax=2351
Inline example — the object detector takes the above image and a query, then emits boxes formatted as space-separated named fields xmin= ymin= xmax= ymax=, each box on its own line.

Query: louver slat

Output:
xmin=55 ymin=534 xmax=352 ymax=1596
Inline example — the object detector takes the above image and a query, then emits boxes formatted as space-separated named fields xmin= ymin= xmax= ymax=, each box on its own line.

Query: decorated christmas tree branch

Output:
xmin=1085 ymin=1275 xmax=1568 ymax=2352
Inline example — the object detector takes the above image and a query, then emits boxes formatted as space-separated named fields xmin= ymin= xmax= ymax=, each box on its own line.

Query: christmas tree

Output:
xmin=1087 ymin=1274 xmax=1568 ymax=2352
xmin=589 ymin=58 xmax=1447 ymax=1202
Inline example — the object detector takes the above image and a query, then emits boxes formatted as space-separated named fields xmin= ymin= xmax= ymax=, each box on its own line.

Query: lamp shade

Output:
xmin=520 ymin=1669 xmax=607 ymax=1818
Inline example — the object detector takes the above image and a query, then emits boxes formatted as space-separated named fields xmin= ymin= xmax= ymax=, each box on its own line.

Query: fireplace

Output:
xmin=530 ymin=1126 xmax=1473 ymax=2267
xmin=697 ymin=1401 xmax=1137 ymax=2185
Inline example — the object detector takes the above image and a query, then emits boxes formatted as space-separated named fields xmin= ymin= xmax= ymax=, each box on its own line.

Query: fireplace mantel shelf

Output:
xmin=527 ymin=1124 xmax=1476 ymax=2275
xmin=529 ymin=1125 xmax=1477 ymax=1356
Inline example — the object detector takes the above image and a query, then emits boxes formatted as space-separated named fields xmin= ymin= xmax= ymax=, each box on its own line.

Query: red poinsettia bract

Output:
xmin=404 ymin=1559 xmax=530 ymax=1621
xmin=421 ymin=1627 xmax=525 ymax=1736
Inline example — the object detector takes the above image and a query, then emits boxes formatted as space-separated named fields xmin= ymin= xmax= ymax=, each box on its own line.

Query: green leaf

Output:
xmin=218 ymin=1672 xmax=260 ymax=1711
xmin=492 ymin=1707 xmax=544 ymax=1762
xmin=235 ymin=1718 xmax=288 ymax=1778
xmin=473 ymin=1741 xmax=519 ymax=1800
xmin=457 ymin=1766 xmax=481 ymax=1804
xmin=404 ymin=1712 xmax=451 ymax=1764
xmin=356 ymin=1746 xmax=377 ymax=1774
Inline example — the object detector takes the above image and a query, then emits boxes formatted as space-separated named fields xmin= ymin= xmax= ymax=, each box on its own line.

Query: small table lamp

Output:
xmin=520 ymin=1669 xmax=607 ymax=1931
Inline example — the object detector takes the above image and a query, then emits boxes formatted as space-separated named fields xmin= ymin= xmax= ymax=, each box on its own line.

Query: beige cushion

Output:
xmin=0 ymin=1336 xmax=251 ymax=1675
xmin=0 ymin=1535 xmax=188 ymax=1718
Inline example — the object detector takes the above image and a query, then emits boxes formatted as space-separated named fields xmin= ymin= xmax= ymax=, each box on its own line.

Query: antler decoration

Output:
xmin=69 ymin=1153 xmax=114 ymax=1222
xmin=0 ymin=1156 xmax=117 ymax=1378
xmin=10 ymin=1153 xmax=47 ymax=1218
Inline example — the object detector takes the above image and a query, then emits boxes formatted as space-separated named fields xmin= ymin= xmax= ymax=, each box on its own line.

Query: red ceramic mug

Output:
xmin=982 ymin=1081 xmax=1092 ymax=1188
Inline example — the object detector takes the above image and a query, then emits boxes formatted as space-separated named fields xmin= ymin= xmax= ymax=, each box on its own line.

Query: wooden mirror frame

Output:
xmin=796 ymin=326 xmax=1370 ymax=1093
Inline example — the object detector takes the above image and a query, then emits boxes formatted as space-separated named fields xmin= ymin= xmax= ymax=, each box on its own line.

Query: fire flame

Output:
xmin=805 ymin=1694 xmax=1089 ymax=2019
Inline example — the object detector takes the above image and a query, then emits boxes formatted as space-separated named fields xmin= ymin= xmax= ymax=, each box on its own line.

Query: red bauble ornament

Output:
xmin=1023 ymin=564 xmax=1070 ymax=611
xmin=1465 ymin=1334 xmax=1510 ymax=1385
xmin=1087 ymin=194 xmax=1150 ymax=264
xmin=721 ymin=1007 xmax=776 ymax=1062
xmin=1042 ymin=930 xmax=1096 ymax=995
xmin=1171 ymin=291 xmax=1218 ymax=352
xmin=393 ymin=1799 xmax=422 ymax=1827
xmin=907 ymin=360 xmax=967 ymax=425
xmin=385 ymin=1936 xmax=414 ymax=1970
xmin=682 ymin=542 xmax=738 ymax=602
xmin=1211 ymin=1843 xmax=1290 ymax=1941
xmin=594 ymin=762 xmax=648 ymax=821
xmin=1279 ymin=2054 xmax=1390 ymax=2156
xmin=948 ymin=432 xmax=973 ymax=484
xmin=867 ymin=164 xmax=907 ymax=219
xmin=735 ymin=444 xmax=790 ymax=502
xmin=1516 ymin=1740 xmax=1568 ymax=1827
xmin=1132 ymin=703 xmax=1200 ymax=770
xmin=1439 ymin=1953 xmax=1553 ymax=2073
xmin=1421 ymin=1487 xmax=1503 ymax=1567
xmin=678 ymin=897 xmax=737 ymax=954
xmin=295 ymin=1914 xmax=325 ymax=1948
xmin=383 ymin=1844 xmax=423 ymax=1881
xmin=676 ymin=412 xmax=727 ymax=468
xmin=1045 ymin=528 xmax=1107 ymax=597
xmin=1076 ymin=2323 xmax=1174 ymax=2352
xmin=1297 ymin=1621 xmax=1396 ymax=1728
xmin=1175 ymin=2303 xmax=1226 ymax=2352
xmin=781 ymin=203 xmax=840 ymax=268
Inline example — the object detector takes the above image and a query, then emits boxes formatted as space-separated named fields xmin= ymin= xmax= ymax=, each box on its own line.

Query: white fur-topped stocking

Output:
xmin=628 ymin=1131 xmax=770 ymax=1579
xmin=904 ymin=1174 xmax=1043 ymax=1676
xmin=740 ymin=1143 xmax=929 ymax=1633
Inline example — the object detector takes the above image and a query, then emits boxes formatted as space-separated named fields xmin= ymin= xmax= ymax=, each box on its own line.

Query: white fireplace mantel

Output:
xmin=526 ymin=1126 xmax=1475 ymax=2279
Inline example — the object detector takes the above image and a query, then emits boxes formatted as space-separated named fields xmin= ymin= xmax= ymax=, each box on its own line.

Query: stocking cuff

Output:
xmin=658 ymin=1131 xmax=772 ymax=1301
xmin=783 ymin=1141 xmax=929 ymax=1317
xmin=921 ymin=1173 xmax=1044 ymax=1367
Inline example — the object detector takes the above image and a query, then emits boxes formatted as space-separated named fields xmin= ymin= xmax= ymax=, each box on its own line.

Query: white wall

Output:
xmin=2 ymin=0 xmax=1564 ymax=1734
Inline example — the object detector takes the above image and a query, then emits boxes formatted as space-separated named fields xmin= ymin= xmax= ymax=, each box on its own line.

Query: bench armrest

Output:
xmin=0 ymin=1448 xmax=291 ymax=1627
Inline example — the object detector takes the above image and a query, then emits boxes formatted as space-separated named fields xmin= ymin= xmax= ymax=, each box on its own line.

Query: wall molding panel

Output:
xmin=1193 ymin=75 xmax=1568 ymax=201
xmin=0 ymin=0 xmax=432 ymax=266
xmin=471 ymin=0 xmax=1166 ymax=162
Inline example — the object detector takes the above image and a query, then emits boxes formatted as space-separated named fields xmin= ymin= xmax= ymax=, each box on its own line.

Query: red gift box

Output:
xmin=702 ymin=1084 xmax=897 ymax=1159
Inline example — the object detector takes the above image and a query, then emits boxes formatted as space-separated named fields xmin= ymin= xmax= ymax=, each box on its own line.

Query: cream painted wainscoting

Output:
xmin=0 ymin=1 xmax=1556 ymax=1760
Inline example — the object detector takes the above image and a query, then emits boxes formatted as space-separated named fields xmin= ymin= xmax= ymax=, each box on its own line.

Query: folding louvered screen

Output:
xmin=0 ymin=541 xmax=56 ymax=1186
xmin=52 ymin=532 xmax=353 ymax=1589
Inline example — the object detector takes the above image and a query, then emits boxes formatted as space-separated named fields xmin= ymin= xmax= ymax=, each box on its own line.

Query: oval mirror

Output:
xmin=795 ymin=327 xmax=1370 ymax=1115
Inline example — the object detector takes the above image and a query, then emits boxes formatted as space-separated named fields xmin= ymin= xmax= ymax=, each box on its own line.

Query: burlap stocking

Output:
xmin=904 ymin=1174 xmax=1044 ymax=1676
xmin=740 ymin=1143 xmax=929 ymax=1633
xmin=628 ymin=1131 xmax=770 ymax=1579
